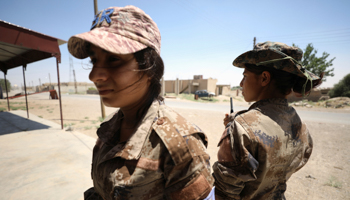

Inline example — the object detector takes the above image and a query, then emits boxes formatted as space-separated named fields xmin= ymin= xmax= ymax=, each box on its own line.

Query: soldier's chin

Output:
xmin=101 ymin=97 xmax=114 ymax=108
xmin=243 ymin=96 xmax=251 ymax=103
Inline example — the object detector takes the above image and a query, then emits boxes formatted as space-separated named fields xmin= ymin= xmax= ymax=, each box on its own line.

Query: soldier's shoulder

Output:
xmin=232 ymin=108 xmax=263 ymax=123
xmin=151 ymin=104 xmax=207 ymax=165
xmin=153 ymin=104 xmax=203 ymax=136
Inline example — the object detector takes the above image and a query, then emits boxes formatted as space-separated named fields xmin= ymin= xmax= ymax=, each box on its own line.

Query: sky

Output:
xmin=1 ymin=0 xmax=350 ymax=89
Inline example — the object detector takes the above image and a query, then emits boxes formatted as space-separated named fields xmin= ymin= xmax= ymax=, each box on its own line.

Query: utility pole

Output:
xmin=49 ymin=73 xmax=51 ymax=86
xmin=69 ymin=56 xmax=78 ymax=94
xmin=39 ymin=78 xmax=41 ymax=92
xmin=69 ymin=56 xmax=74 ymax=83
xmin=161 ymin=77 xmax=165 ymax=96
xmin=253 ymin=37 xmax=256 ymax=48
xmin=175 ymin=78 xmax=179 ymax=95
xmin=73 ymin=69 xmax=78 ymax=94
xmin=93 ymin=0 xmax=106 ymax=119
xmin=94 ymin=0 xmax=98 ymax=15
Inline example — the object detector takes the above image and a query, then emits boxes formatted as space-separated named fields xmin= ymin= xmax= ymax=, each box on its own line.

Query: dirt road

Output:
xmin=1 ymin=94 xmax=349 ymax=199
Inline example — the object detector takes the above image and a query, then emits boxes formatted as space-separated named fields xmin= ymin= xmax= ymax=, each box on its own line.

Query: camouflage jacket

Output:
xmin=84 ymin=101 xmax=214 ymax=200
xmin=213 ymin=98 xmax=313 ymax=200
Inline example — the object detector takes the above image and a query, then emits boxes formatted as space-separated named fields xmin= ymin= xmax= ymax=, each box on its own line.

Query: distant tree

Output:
xmin=231 ymin=86 xmax=241 ymax=90
xmin=0 ymin=79 xmax=11 ymax=92
xmin=293 ymin=43 xmax=335 ymax=82
xmin=328 ymin=73 xmax=350 ymax=98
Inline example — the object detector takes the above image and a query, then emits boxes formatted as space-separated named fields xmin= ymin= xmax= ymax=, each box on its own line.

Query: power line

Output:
xmin=259 ymin=28 xmax=350 ymax=39
xmin=259 ymin=33 xmax=350 ymax=42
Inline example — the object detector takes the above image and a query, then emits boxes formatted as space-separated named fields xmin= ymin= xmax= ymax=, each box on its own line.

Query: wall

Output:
xmin=207 ymin=78 xmax=218 ymax=94
xmin=164 ymin=80 xmax=175 ymax=93
xmin=216 ymin=85 xmax=231 ymax=95
xmin=164 ymin=78 xmax=217 ymax=94
xmin=287 ymin=88 xmax=331 ymax=102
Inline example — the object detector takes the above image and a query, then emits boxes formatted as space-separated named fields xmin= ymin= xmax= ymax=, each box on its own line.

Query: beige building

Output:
xmin=216 ymin=84 xmax=231 ymax=96
xmin=164 ymin=75 xmax=218 ymax=95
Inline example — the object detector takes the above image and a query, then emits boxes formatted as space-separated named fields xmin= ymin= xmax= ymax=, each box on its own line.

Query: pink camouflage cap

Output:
xmin=68 ymin=5 xmax=161 ymax=59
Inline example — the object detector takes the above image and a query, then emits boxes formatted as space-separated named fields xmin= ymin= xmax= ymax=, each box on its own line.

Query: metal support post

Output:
xmin=56 ymin=58 xmax=64 ymax=129
xmin=22 ymin=65 xmax=29 ymax=118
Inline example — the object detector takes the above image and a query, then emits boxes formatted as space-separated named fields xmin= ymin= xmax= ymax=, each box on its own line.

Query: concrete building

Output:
xmin=164 ymin=75 xmax=218 ymax=95
xmin=216 ymin=84 xmax=231 ymax=96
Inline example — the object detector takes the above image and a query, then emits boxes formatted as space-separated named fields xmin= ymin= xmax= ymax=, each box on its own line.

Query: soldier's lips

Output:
xmin=98 ymin=89 xmax=114 ymax=95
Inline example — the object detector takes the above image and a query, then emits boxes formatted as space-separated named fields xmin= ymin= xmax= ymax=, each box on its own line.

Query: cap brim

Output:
xmin=68 ymin=29 xmax=147 ymax=59
xmin=305 ymin=70 xmax=321 ymax=81
xmin=232 ymin=50 xmax=321 ymax=80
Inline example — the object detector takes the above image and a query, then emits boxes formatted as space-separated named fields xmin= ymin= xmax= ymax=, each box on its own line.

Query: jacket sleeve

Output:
xmin=163 ymin=133 xmax=214 ymax=200
xmin=294 ymin=123 xmax=313 ymax=173
xmin=212 ymin=121 xmax=259 ymax=200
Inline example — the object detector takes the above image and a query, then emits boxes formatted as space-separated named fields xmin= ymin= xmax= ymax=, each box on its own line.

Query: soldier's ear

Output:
xmin=261 ymin=71 xmax=271 ymax=87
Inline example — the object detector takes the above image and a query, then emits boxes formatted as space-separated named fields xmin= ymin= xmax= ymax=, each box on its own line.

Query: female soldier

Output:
xmin=68 ymin=5 xmax=214 ymax=200
xmin=212 ymin=42 xmax=323 ymax=200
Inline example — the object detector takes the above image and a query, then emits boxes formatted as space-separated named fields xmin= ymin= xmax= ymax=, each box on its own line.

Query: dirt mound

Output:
xmin=316 ymin=97 xmax=350 ymax=108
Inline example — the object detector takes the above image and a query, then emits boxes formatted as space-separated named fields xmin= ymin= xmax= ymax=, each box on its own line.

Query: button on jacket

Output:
xmin=84 ymin=101 xmax=214 ymax=200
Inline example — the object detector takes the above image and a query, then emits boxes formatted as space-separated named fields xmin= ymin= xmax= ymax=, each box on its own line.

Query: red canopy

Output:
xmin=0 ymin=20 xmax=66 ymax=74
xmin=0 ymin=20 xmax=66 ymax=129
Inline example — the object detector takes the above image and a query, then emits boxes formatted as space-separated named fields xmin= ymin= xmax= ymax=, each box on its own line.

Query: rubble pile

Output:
xmin=291 ymin=97 xmax=350 ymax=109
xmin=291 ymin=101 xmax=313 ymax=108
xmin=315 ymin=97 xmax=350 ymax=108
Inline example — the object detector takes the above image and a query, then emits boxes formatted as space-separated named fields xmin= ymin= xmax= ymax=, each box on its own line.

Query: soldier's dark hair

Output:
xmin=130 ymin=47 xmax=164 ymax=126
xmin=244 ymin=63 xmax=323 ymax=96
xmin=134 ymin=47 xmax=164 ymax=108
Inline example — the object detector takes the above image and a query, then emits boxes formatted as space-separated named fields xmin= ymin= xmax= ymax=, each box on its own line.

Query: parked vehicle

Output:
xmin=195 ymin=90 xmax=215 ymax=98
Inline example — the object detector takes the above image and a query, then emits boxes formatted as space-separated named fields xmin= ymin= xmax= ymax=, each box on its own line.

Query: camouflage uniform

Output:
xmin=213 ymin=42 xmax=319 ymax=199
xmin=213 ymin=98 xmax=312 ymax=199
xmin=67 ymin=5 xmax=214 ymax=200
xmin=84 ymin=101 xmax=214 ymax=200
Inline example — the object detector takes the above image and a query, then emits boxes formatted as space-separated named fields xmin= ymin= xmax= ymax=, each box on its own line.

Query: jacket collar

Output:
xmin=99 ymin=101 xmax=160 ymax=161
xmin=249 ymin=98 xmax=288 ymax=110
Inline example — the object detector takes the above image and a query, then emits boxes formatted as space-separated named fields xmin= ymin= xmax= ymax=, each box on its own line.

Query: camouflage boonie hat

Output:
xmin=68 ymin=5 xmax=161 ymax=59
xmin=233 ymin=41 xmax=320 ymax=81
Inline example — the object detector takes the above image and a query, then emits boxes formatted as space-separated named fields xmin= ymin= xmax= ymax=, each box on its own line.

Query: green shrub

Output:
xmin=325 ymin=176 xmax=342 ymax=189
xmin=0 ymin=79 xmax=11 ymax=92
xmin=329 ymin=73 xmax=350 ymax=98
xmin=88 ymin=87 xmax=97 ymax=91
xmin=98 ymin=117 xmax=105 ymax=122
xmin=10 ymin=106 xmax=26 ymax=110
